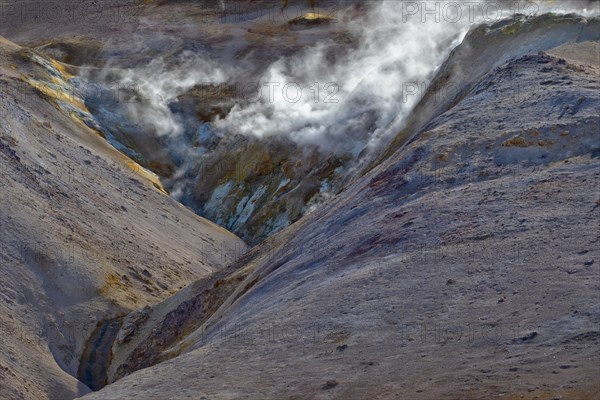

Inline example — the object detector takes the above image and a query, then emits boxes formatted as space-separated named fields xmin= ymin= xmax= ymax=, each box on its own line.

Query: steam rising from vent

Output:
xmin=117 ymin=52 xmax=229 ymax=138
xmin=88 ymin=1 xmax=598 ymax=158
xmin=65 ymin=0 xmax=600 ymax=235
xmin=77 ymin=0 xmax=599 ymax=206
xmin=216 ymin=1 xmax=473 ymax=153
xmin=214 ymin=0 xmax=598 ymax=153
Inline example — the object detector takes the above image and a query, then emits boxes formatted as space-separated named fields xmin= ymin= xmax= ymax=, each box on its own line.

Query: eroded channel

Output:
xmin=78 ymin=317 xmax=124 ymax=391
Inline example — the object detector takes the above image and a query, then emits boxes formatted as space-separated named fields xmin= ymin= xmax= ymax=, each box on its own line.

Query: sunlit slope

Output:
xmin=0 ymin=38 xmax=247 ymax=400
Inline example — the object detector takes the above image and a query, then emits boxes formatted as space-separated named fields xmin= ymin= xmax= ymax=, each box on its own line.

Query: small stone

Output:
xmin=519 ymin=331 xmax=538 ymax=341
xmin=336 ymin=344 xmax=348 ymax=352
xmin=322 ymin=380 xmax=338 ymax=390
xmin=566 ymin=269 xmax=579 ymax=274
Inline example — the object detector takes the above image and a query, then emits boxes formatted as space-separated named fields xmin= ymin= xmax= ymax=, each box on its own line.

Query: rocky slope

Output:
xmin=80 ymin=16 xmax=600 ymax=400
xmin=0 ymin=36 xmax=247 ymax=399
xmin=0 ymin=1 xmax=598 ymax=399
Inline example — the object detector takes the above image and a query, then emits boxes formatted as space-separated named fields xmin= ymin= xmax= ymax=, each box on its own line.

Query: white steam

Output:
xmin=99 ymin=0 xmax=598 ymax=157
xmin=82 ymin=0 xmax=598 ymax=202
xmin=118 ymin=51 xmax=229 ymax=137
xmin=215 ymin=1 xmax=474 ymax=154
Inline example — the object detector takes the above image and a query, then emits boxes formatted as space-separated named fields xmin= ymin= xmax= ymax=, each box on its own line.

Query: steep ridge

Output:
xmin=374 ymin=12 xmax=600 ymax=166
xmin=0 ymin=37 xmax=247 ymax=399
xmin=81 ymin=15 xmax=600 ymax=400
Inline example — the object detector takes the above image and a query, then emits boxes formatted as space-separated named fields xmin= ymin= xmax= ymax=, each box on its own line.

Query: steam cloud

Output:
xmin=215 ymin=0 xmax=598 ymax=154
xmin=81 ymin=0 xmax=598 ymax=201
xmin=216 ymin=1 xmax=473 ymax=155
xmin=94 ymin=1 xmax=598 ymax=154
xmin=118 ymin=51 xmax=230 ymax=138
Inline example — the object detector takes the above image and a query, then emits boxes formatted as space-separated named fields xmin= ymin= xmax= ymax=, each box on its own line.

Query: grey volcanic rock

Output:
xmin=0 ymin=37 xmax=247 ymax=399
xmin=81 ymin=27 xmax=600 ymax=400
xmin=116 ymin=307 xmax=150 ymax=345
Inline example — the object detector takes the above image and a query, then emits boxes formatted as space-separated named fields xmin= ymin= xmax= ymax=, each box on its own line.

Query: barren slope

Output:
xmin=0 ymin=37 xmax=247 ymax=400
xmin=81 ymin=24 xmax=600 ymax=400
